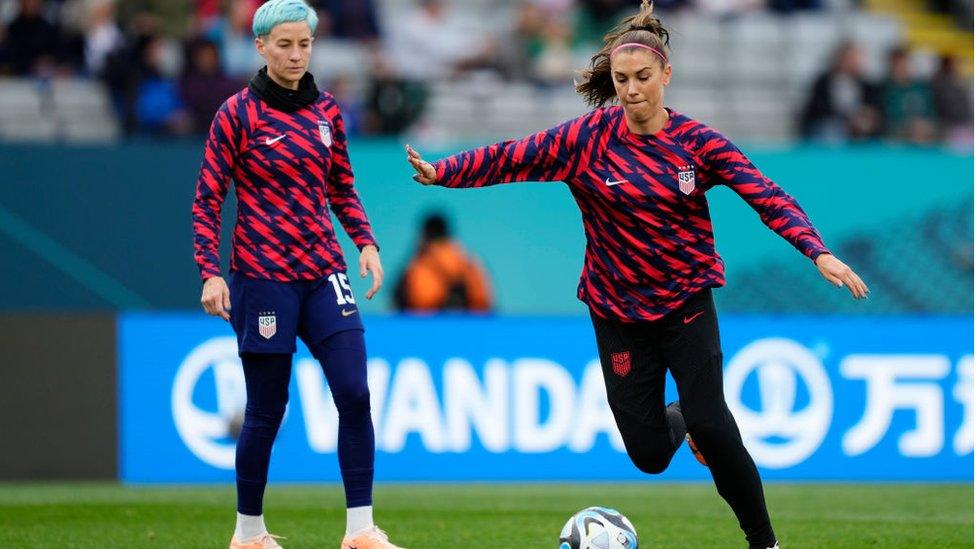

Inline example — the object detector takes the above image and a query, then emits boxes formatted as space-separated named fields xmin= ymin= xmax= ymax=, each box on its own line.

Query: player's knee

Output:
xmin=686 ymin=415 xmax=737 ymax=450
xmin=626 ymin=445 xmax=672 ymax=475
xmin=682 ymin=400 xmax=732 ymax=433
xmin=243 ymin=403 xmax=286 ymax=433
xmin=334 ymin=385 xmax=371 ymax=418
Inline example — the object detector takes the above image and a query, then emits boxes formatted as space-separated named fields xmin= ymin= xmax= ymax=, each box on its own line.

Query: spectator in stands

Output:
xmin=768 ymin=0 xmax=823 ymax=13
xmin=574 ymin=0 xmax=690 ymax=39
xmin=134 ymin=33 xmax=190 ymax=135
xmin=394 ymin=213 xmax=493 ymax=313
xmin=693 ymin=0 xmax=764 ymax=16
xmin=362 ymin=48 xmax=427 ymax=134
xmin=312 ymin=0 xmax=381 ymax=42
xmin=501 ymin=1 xmax=576 ymax=83
xmin=47 ymin=0 xmax=84 ymax=72
xmin=0 ymin=0 xmax=59 ymax=75
xmin=530 ymin=14 xmax=575 ymax=87
xmin=500 ymin=1 xmax=545 ymax=80
xmin=179 ymin=38 xmax=243 ymax=134
xmin=386 ymin=0 xmax=498 ymax=81
xmin=931 ymin=53 xmax=973 ymax=148
xmin=800 ymin=41 xmax=882 ymax=142
xmin=880 ymin=46 xmax=937 ymax=144
xmin=80 ymin=0 xmax=123 ymax=77
xmin=575 ymin=0 xmax=630 ymax=46
xmin=377 ymin=0 xmax=500 ymax=135
xmin=193 ymin=0 xmax=224 ymax=31
xmin=206 ymin=0 xmax=263 ymax=78
xmin=534 ymin=0 xmax=575 ymax=12
xmin=329 ymin=73 xmax=364 ymax=136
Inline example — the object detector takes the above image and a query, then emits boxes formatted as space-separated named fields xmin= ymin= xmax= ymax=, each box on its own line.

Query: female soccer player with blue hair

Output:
xmin=192 ymin=1 xmax=403 ymax=547
xmin=407 ymin=1 xmax=868 ymax=547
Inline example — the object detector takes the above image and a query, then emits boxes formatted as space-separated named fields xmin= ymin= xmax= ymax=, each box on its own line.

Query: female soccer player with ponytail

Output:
xmin=406 ymin=2 xmax=868 ymax=547
xmin=192 ymin=1 xmax=403 ymax=547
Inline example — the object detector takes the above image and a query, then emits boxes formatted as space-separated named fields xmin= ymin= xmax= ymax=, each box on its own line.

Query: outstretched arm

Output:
xmin=700 ymin=129 xmax=868 ymax=299
xmin=406 ymin=111 xmax=601 ymax=187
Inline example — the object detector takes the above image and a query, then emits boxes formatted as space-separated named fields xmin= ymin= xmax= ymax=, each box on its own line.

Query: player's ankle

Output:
xmin=345 ymin=505 xmax=374 ymax=536
xmin=235 ymin=512 xmax=267 ymax=541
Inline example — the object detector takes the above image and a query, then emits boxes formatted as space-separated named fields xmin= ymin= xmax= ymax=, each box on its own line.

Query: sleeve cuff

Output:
xmin=809 ymin=248 xmax=831 ymax=262
xmin=434 ymin=161 xmax=449 ymax=186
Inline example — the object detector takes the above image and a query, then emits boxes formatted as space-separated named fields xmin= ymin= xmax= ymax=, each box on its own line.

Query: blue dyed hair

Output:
xmin=252 ymin=0 xmax=318 ymax=38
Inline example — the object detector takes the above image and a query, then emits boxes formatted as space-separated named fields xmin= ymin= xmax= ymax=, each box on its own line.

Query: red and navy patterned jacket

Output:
xmin=433 ymin=107 xmax=830 ymax=322
xmin=192 ymin=88 xmax=377 ymax=282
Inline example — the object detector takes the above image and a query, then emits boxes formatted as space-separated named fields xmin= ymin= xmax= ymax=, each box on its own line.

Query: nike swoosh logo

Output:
xmin=683 ymin=311 xmax=705 ymax=324
xmin=605 ymin=177 xmax=628 ymax=186
xmin=264 ymin=134 xmax=286 ymax=145
xmin=341 ymin=309 xmax=357 ymax=317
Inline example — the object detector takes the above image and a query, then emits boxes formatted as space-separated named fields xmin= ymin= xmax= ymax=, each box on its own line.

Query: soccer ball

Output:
xmin=559 ymin=506 xmax=638 ymax=549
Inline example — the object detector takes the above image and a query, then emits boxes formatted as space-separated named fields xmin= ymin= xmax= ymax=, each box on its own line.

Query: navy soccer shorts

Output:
xmin=228 ymin=270 xmax=364 ymax=354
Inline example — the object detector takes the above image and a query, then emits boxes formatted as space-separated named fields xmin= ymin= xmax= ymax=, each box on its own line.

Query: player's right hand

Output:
xmin=406 ymin=144 xmax=437 ymax=185
xmin=201 ymin=276 xmax=231 ymax=320
xmin=815 ymin=253 xmax=869 ymax=300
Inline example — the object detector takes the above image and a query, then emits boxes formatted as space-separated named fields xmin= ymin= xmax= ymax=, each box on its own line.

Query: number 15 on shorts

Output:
xmin=327 ymin=273 xmax=356 ymax=305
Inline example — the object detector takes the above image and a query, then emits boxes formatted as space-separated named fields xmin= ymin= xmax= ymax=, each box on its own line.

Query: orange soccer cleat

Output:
xmin=229 ymin=533 xmax=284 ymax=549
xmin=685 ymin=433 xmax=709 ymax=467
xmin=340 ymin=526 xmax=405 ymax=549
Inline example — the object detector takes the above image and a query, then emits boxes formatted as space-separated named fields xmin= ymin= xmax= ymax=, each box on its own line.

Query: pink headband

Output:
xmin=610 ymin=42 xmax=668 ymax=64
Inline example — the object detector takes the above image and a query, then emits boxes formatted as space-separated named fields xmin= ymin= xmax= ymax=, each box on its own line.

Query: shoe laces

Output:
xmin=350 ymin=525 xmax=389 ymax=541
xmin=368 ymin=526 xmax=389 ymax=540
xmin=257 ymin=533 xmax=285 ymax=547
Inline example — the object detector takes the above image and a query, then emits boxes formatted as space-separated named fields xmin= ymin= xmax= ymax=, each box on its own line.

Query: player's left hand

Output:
xmin=815 ymin=253 xmax=869 ymax=299
xmin=360 ymin=244 xmax=384 ymax=300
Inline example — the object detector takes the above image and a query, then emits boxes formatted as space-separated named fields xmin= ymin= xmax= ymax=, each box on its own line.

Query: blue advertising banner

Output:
xmin=119 ymin=314 xmax=973 ymax=483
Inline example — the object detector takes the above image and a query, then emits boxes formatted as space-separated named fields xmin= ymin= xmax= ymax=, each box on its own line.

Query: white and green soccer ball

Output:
xmin=559 ymin=506 xmax=638 ymax=549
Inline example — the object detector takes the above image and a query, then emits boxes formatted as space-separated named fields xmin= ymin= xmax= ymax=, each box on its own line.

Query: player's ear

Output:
xmin=255 ymin=36 xmax=266 ymax=56
xmin=662 ymin=63 xmax=672 ymax=86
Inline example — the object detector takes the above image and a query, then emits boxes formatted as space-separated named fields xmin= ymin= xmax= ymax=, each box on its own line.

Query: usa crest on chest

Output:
xmin=676 ymin=164 xmax=696 ymax=195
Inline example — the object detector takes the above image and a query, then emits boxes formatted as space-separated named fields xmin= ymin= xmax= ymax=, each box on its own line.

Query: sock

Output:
xmin=346 ymin=505 xmax=374 ymax=535
xmin=235 ymin=512 xmax=267 ymax=541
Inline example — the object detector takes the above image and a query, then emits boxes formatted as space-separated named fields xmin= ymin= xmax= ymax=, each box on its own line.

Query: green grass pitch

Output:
xmin=0 ymin=482 xmax=970 ymax=547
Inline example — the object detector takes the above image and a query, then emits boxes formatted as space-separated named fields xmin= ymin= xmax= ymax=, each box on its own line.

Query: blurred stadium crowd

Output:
xmin=0 ymin=0 xmax=971 ymax=145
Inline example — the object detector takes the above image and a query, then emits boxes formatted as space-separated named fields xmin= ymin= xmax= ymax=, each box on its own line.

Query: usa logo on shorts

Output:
xmin=611 ymin=351 xmax=631 ymax=377
xmin=257 ymin=313 xmax=276 ymax=339
xmin=677 ymin=165 xmax=696 ymax=195
xmin=318 ymin=120 xmax=332 ymax=147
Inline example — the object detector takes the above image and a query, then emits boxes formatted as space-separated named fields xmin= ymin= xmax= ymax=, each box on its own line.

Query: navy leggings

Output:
xmin=235 ymin=329 xmax=374 ymax=515
xmin=590 ymin=290 xmax=775 ymax=549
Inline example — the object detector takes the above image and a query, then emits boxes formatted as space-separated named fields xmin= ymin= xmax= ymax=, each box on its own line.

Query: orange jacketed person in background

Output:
xmin=394 ymin=213 xmax=493 ymax=312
